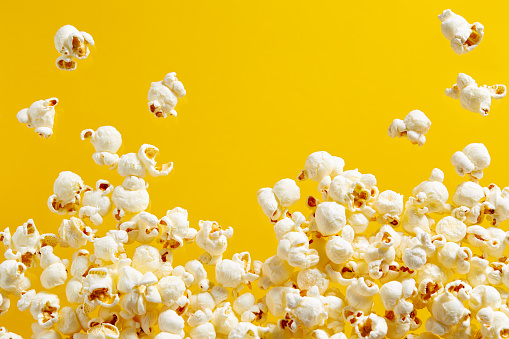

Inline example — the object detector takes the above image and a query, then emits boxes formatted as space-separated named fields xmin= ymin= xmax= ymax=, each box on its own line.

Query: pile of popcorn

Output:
xmin=4 ymin=8 xmax=509 ymax=339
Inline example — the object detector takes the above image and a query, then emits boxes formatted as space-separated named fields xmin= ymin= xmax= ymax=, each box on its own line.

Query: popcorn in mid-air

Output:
xmin=81 ymin=127 xmax=122 ymax=169
xmin=147 ymin=72 xmax=186 ymax=118
xmin=438 ymin=9 xmax=483 ymax=54
xmin=446 ymin=73 xmax=506 ymax=115
xmin=388 ymin=110 xmax=431 ymax=146
xmin=17 ymin=98 xmax=58 ymax=138
xmin=54 ymin=25 xmax=94 ymax=71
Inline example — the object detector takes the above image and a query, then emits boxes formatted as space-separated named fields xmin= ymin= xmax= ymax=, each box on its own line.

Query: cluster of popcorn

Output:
xmin=54 ymin=25 xmax=95 ymax=71
xmin=3 ymin=139 xmax=509 ymax=338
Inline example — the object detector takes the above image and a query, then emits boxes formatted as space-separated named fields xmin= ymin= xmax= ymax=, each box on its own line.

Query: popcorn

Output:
xmin=58 ymin=217 xmax=95 ymax=249
xmin=82 ymin=267 xmax=120 ymax=309
xmin=484 ymin=184 xmax=509 ymax=225
xmin=373 ymin=190 xmax=404 ymax=226
xmin=0 ymin=260 xmax=31 ymax=295
xmin=112 ymin=176 xmax=150 ymax=215
xmin=147 ymin=72 xmax=186 ymax=118
xmin=216 ymin=252 xmax=259 ymax=290
xmin=48 ymin=171 xmax=85 ymax=215
xmin=81 ymin=127 xmax=122 ymax=169
xmin=17 ymin=98 xmax=58 ymax=138
xmin=137 ymin=144 xmax=173 ymax=177
xmin=39 ymin=246 xmax=69 ymax=289
xmin=298 ymin=151 xmax=344 ymax=182
xmin=388 ymin=110 xmax=431 ymax=146
xmin=438 ymin=9 xmax=483 ymax=54
xmin=446 ymin=73 xmax=506 ymax=115
xmin=257 ymin=179 xmax=300 ymax=222
xmin=18 ymin=291 xmax=60 ymax=329
xmin=159 ymin=207 xmax=197 ymax=249
xmin=196 ymin=220 xmax=233 ymax=264
xmin=54 ymin=25 xmax=94 ymax=70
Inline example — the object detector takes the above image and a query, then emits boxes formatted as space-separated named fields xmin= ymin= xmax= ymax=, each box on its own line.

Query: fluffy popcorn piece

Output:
xmin=298 ymin=151 xmax=345 ymax=182
xmin=157 ymin=275 xmax=187 ymax=308
xmin=257 ymin=179 xmax=300 ymax=222
xmin=158 ymin=309 xmax=185 ymax=336
xmin=425 ymin=285 xmax=471 ymax=336
xmin=196 ymin=220 xmax=233 ymax=264
xmin=159 ymin=207 xmax=198 ymax=249
xmin=147 ymin=72 xmax=186 ymax=118
xmin=451 ymin=181 xmax=485 ymax=225
xmin=436 ymin=241 xmax=472 ymax=274
xmin=211 ymin=302 xmax=239 ymax=335
xmin=187 ymin=309 xmax=215 ymax=338
xmin=57 ymin=306 xmax=82 ymax=335
xmin=17 ymin=291 xmax=60 ymax=329
xmin=86 ymin=318 xmax=120 ymax=339
xmin=285 ymin=286 xmax=328 ymax=330
xmin=82 ymin=267 xmax=119 ymax=309
xmin=59 ymin=217 xmax=95 ymax=249
xmin=119 ymin=212 xmax=160 ymax=244
xmin=54 ymin=25 xmax=94 ymax=70
xmin=0 ymin=290 xmax=9 ymax=316
xmin=466 ymin=226 xmax=509 ymax=258
xmin=137 ymin=144 xmax=174 ymax=177
xmin=0 ymin=260 xmax=31 ymax=295
xmin=117 ymin=153 xmax=146 ymax=179
xmin=296 ymin=268 xmax=329 ymax=294
xmin=446 ymin=73 xmax=506 ymax=116
xmin=435 ymin=216 xmax=467 ymax=242
xmin=17 ymin=98 xmax=58 ymax=138
xmin=373 ymin=190 xmax=404 ymax=226
xmin=216 ymin=252 xmax=259 ymax=289
xmin=276 ymin=230 xmax=319 ymax=269
xmin=345 ymin=278 xmax=379 ymax=313
xmin=388 ymin=110 xmax=431 ymax=146
xmin=379 ymin=279 xmax=417 ymax=318
xmin=79 ymin=180 xmax=114 ymax=226
xmin=265 ymin=286 xmax=300 ymax=318
xmin=91 ymin=230 xmax=128 ymax=264
xmin=352 ymin=313 xmax=388 ymax=339
xmin=468 ymin=285 xmax=501 ymax=313
xmin=325 ymin=233 xmax=354 ymax=265
xmin=315 ymin=202 xmax=346 ymax=236
xmin=112 ymin=176 xmax=150 ymax=215
xmin=408 ymin=168 xmax=450 ymax=215
xmin=118 ymin=267 xmax=161 ymax=319
xmin=48 ymin=171 xmax=85 ymax=215
xmin=81 ymin=127 xmax=122 ymax=169
xmin=477 ymin=308 xmax=509 ymax=339
xmin=438 ymin=10 xmax=483 ymax=55
xmin=228 ymin=322 xmax=260 ymax=339
xmin=39 ymin=246 xmax=69 ymax=289
xmin=0 ymin=328 xmax=23 ymax=339
xmin=259 ymin=255 xmax=294 ymax=288
xmin=2 ymin=219 xmax=42 ymax=267
xmin=484 ymin=184 xmax=509 ymax=225
xmin=451 ymin=143 xmax=491 ymax=180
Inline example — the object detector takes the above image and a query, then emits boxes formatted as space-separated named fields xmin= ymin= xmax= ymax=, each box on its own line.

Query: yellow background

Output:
xmin=1 ymin=0 xmax=508 ymax=336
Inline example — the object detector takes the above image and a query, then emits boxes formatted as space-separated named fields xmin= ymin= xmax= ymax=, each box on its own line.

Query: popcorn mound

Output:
xmin=3 ymin=141 xmax=509 ymax=339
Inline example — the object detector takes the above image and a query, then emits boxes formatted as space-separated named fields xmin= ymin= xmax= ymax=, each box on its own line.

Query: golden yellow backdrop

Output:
xmin=0 ymin=0 xmax=508 ymax=335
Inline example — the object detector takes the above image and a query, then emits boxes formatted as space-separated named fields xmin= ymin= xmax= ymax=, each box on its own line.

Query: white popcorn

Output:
xmin=216 ymin=252 xmax=259 ymax=289
xmin=388 ymin=110 xmax=431 ymax=146
xmin=86 ymin=317 xmax=120 ymax=339
xmin=0 ymin=260 xmax=31 ymax=295
xmin=467 ymin=256 xmax=490 ymax=287
xmin=117 ymin=153 xmax=147 ymax=178
xmin=325 ymin=233 xmax=354 ymax=265
xmin=484 ymin=184 xmax=509 ymax=225
xmin=298 ymin=151 xmax=344 ymax=182
xmin=159 ymin=207 xmax=198 ymax=249
xmin=373 ymin=190 xmax=404 ymax=226
xmin=57 ymin=306 xmax=82 ymax=335
xmin=54 ymin=25 xmax=94 ymax=70
xmin=468 ymin=285 xmax=501 ymax=313
xmin=148 ymin=72 xmax=186 ymax=118
xmin=446 ymin=73 xmax=506 ymax=115
xmin=196 ymin=220 xmax=233 ymax=264
xmin=438 ymin=10 xmax=483 ymax=54
xmin=58 ymin=217 xmax=95 ymax=249
xmin=18 ymin=291 xmax=60 ymax=329
xmin=229 ymin=322 xmax=260 ymax=339
xmin=119 ymin=212 xmax=160 ymax=244
xmin=277 ymin=230 xmax=319 ymax=269
xmin=435 ymin=216 xmax=466 ymax=243
xmin=118 ymin=267 xmax=161 ymax=319
xmin=159 ymin=309 xmax=185 ymax=336
xmin=137 ymin=144 xmax=174 ymax=177
xmin=352 ymin=313 xmax=388 ymax=339
xmin=79 ymin=180 xmax=114 ymax=226
xmin=157 ymin=276 xmax=187 ymax=308
xmin=466 ymin=226 xmax=509 ymax=258
xmin=112 ymin=176 xmax=150 ymax=215
xmin=257 ymin=179 xmax=300 ymax=222
xmin=39 ymin=246 xmax=69 ymax=289
xmin=364 ymin=229 xmax=397 ymax=279
xmin=436 ymin=241 xmax=472 ymax=274
xmin=451 ymin=143 xmax=491 ymax=180
xmin=82 ymin=267 xmax=119 ymax=309
xmin=17 ymin=98 xmax=58 ymax=138
xmin=0 ymin=290 xmax=10 ymax=316
xmin=0 ymin=328 xmax=23 ymax=339
xmin=315 ymin=202 xmax=346 ymax=236
xmin=379 ymin=279 xmax=417 ymax=318
xmin=259 ymin=255 xmax=294 ymax=288
xmin=285 ymin=286 xmax=327 ymax=329
xmin=477 ymin=308 xmax=509 ymax=339
xmin=48 ymin=171 xmax=85 ymax=215
xmin=92 ymin=230 xmax=128 ymax=264
xmin=212 ymin=302 xmax=239 ymax=335
xmin=409 ymin=168 xmax=450 ymax=215
xmin=345 ymin=278 xmax=379 ymax=313
xmin=265 ymin=286 xmax=300 ymax=318
xmin=296 ymin=268 xmax=329 ymax=294
xmin=81 ymin=127 xmax=122 ymax=169
xmin=187 ymin=309 xmax=215 ymax=339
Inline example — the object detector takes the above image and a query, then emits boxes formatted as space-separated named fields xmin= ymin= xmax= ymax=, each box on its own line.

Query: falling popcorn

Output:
xmin=438 ymin=9 xmax=484 ymax=55
xmin=148 ymin=72 xmax=186 ymax=118
xmin=17 ymin=98 xmax=58 ymax=138
xmin=446 ymin=73 xmax=507 ymax=116
xmin=54 ymin=25 xmax=94 ymax=71
xmin=388 ymin=110 xmax=431 ymax=146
